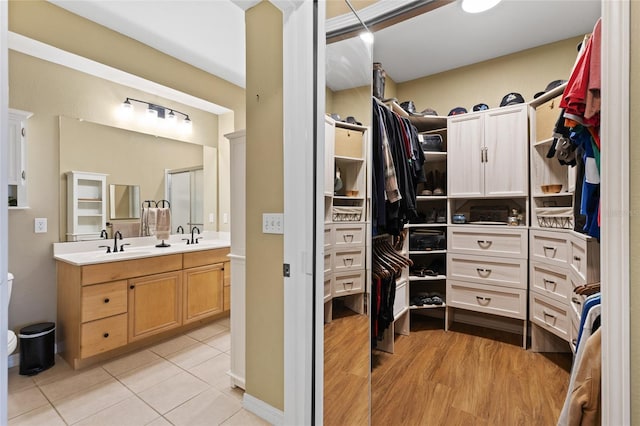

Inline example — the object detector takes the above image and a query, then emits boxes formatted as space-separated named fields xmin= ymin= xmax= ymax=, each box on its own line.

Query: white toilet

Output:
xmin=7 ymin=273 xmax=16 ymax=354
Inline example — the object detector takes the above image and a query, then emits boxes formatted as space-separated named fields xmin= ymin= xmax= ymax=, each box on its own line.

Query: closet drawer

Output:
xmin=333 ymin=223 xmax=366 ymax=247
xmin=447 ymin=280 xmax=526 ymax=319
xmin=530 ymin=229 xmax=569 ymax=267
xmin=447 ymin=253 xmax=527 ymax=289
xmin=324 ymin=274 xmax=333 ymax=303
xmin=530 ymin=262 xmax=571 ymax=305
xmin=569 ymin=271 xmax=587 ymax=319
xmin=394 ymin=280 xmax=408 ymax=319
xmin=80 ymin=313 xmax=128 ymax=358
xmin=569 ymin=234 xmax=600 ymax=283
xmin=448 ymin=226 xmax=527 ymax=259
xmin=529 ymin=292 xmax=571 ymax=342
xmin=324 ymin=250 xmax=333 ymax=275
xmin=81 ymin=280 xmax=128 ymax=323
xmin=332 ymin=270 xmax=364 ymax=297
xmin=324 ymin=225 xmax=334 ymax=248
xmin=333 ymin=246 xmax=365 ymax=272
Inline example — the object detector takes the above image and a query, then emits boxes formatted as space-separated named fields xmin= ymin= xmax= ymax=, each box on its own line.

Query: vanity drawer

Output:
xmin=529 ymin=291 xmax=571 ymax=342
xmin=80 ymin=313 xmax=128 ymax=358
xmin=183 ymin=247 xmax=230 ymax=269
xmin=82 ymin=280 xmax=128 ymax=323
xmin=530 ymin=262 xmax=571 ymax=304
xmin=447 ymin=279 xmax=526 ymax=319
xmin=333 ymin=246 xmax=365 ymax=272
xmin=448 ymin=227 xmax=527 ymax=259
xmin=81 ymin=254 xmax=183 ymax=285
xmin=333 ymin=223 xmax=366 ymax=247
xmin=530 ymin=229 xmax=569 ymax=267
xmin=569 ymin=235 xmax=600 ymax=283
xmin=447 ymin=253 xmax=527 ymax=289
xmin=332 ymin=270 xmax=364 ymax=297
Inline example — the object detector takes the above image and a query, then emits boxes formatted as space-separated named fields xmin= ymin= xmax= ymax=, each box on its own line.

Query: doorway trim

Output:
xmin=1 ymin=0 xmax=9 ymax=422
xmin=601 ymin=1 xmax=630 ymax=423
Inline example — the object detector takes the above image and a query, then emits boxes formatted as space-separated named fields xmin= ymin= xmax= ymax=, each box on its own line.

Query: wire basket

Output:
xmin=333 ymin=206 xmax=363 ymax=222
xmin=536 ymin=207 xmax=573 ymax=229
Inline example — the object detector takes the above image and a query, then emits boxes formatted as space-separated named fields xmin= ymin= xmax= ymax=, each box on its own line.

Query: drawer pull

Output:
xmin=343 ymin=258 xmax=354 ymax=266
xmin=103 ymin=333 xmax=110 ymax=338
xmin=104 ymin=298 xmax=110 ymax=304
xmin=476 ymin=240 xmax=492 ymax=248
xmin=542 ymin=279 xmax=556 ymax=289
xmin=571 ymin=297 xmax=582 ymax=305
xmin=542 ymin=246 xmax=557 ymax=257
xmin=129 ymin=285 xmax=135 ymax=289
xmin=542 ymin=311 xmax=557 ymax=324
xmin=476 ymin=268 xmax=492 ymax=276
xmin=342 ymin=234 xmax=354 ymax=243
xmin=343 ymin=281 xmax=354 ymax=287
xmin=572 ymin=339 xmax=578 ymax=347
xmin=476 ymin=296 xmax=491 ymax=305
xmin=573 ymin=255 xmax=581 ymax=261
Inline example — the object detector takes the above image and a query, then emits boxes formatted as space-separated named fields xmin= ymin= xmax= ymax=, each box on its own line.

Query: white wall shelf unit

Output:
xmin=8 ymin=108 xmax=32 ymax=208
xmin=66 ymin=171 xmax=107 ymax=241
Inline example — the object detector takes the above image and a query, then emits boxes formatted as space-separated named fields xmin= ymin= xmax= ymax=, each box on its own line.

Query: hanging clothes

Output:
xmin=372 ymin=98 xmax=425 ymax=237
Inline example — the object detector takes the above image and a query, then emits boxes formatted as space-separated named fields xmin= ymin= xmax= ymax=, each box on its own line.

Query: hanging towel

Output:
xmin=146 ymin=207 xmax=158 ymax=237
xmin=155 ymin=207 xmax=171 ymax=241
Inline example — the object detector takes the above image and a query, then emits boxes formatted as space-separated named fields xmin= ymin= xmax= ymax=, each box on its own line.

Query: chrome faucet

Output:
xmin=176 ymin=225 xmax=184 ymax=234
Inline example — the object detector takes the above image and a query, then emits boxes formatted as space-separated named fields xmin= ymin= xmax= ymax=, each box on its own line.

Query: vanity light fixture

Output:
xmin=120 ymin=97 xmax=192 ymax=126
xmin=461 ymin=0 xmax=502 ymax=13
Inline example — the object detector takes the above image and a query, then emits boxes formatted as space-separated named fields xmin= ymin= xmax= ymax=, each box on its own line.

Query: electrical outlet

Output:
xmin=209 ymin=213 xmax=215 ymax=223
xmin=262 ymin=213 xmax=284 ymax=234
xmin=34 ymin=218 xmax=47 ymax=233
xmin=223 ymin=213 xmax=228 ymax=224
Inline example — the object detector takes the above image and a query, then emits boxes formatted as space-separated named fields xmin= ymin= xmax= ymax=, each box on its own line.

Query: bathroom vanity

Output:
xmin=54 ymin=237 xmax=230 ymax=369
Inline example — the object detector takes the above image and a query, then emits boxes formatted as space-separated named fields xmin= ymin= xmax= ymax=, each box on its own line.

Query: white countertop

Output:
xmin=53 ymin=231 xmax=230 ymax=266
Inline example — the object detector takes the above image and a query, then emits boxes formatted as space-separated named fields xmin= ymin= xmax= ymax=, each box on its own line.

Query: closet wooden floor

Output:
xmin=324 ymin=309 xmax=573 ymax=426
xmin=371 ymin=314 xmax=572 ymax=426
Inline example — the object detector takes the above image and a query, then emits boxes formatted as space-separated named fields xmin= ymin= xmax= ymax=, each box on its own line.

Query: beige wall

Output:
xmin=245 ymin=1 xmax=285 ymax=410
xmin=7 ymin=1 xmax=244 ymax=334
xmin=631 ymin=2 xmax=639 ymax=420
xmin=396 ymin=37 xmax=583 ymax=116
xmin=328 ymin=85 xmax=371 ymax=126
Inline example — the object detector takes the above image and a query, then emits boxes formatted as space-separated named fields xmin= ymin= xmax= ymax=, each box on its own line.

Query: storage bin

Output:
xmin=334 ymin=127 xmax=363 ymax=158
xmin=19 ymin=322 xmax=55 ymax=376
xmin=332 ymin=206 xmax=363 ymax=222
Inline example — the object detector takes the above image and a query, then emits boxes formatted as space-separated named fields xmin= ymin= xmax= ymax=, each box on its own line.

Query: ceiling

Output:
xmin=48 ymin=0 xmax=601 ymax=92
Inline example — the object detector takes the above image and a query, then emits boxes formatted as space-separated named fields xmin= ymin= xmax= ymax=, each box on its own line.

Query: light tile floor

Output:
xmin=8 ymin=318 xmax=270 ymax=426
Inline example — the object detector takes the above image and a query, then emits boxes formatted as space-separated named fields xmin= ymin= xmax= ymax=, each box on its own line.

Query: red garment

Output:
xmin=584 ymin=18 xmax=602 ymax=121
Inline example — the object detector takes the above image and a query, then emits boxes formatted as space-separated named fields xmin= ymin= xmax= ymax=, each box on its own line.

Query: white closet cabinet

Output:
xmin=226 ymin=130 xmax=246 ymax=390
xmin=66 ymin=171 xmax=107 ymax=241
xmin=8 ymin=109 xmax=32 ymax=208
xmin=448 ymin=104 xmax=528 ymax=198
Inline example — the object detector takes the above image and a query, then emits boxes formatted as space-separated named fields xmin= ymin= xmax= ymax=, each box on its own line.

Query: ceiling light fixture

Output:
xmin=121 ymin=97 xmax=192 ymax=125
xmin=461 ymin=0 xmax=502 ymax=14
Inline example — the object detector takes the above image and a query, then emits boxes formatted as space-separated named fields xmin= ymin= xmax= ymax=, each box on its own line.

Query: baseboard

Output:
xmin=243 ymin=393 xmax=284 ymax=425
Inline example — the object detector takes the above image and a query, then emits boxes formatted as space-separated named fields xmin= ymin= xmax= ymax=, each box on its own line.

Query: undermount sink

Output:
xmin=92 ymin=250 xmax=155 ymax=260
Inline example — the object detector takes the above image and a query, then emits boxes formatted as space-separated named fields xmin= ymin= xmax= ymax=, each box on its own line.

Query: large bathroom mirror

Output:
xmin=323 ymin=2 xmax=372 ymax=424
xmin=109 ymin=184 xmax=141 ymax=220
xmin=59 ymin=117 xmax=205 ymax=240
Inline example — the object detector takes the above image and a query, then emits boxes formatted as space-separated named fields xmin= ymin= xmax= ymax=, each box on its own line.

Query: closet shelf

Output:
xmin=533 ymin=137 xmax=555 ymax=147
xmin=409 ymin=275 xmax=446 ymax=281
xmin=533 ymin=191 xmax=573 ymax=198
xmin=415 ymin=195 xmax=447 ymax=201
xmin=334 ymin=155 xmax=364 ymax=163
xmin=409 ymin=303 xmax=446 ymax=310
xmin=406 ymin=223 xmax=447 ymax=229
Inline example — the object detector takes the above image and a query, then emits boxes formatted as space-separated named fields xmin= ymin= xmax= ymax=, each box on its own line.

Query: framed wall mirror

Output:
xmin=109 ymin=184 xmax=141 ymax=220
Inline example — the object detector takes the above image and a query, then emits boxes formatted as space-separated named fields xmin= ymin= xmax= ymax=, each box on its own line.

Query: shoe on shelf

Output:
xmin=436 ymin=208 xmax=446 ymax=223
xmin=411 ymin=296 xmax=424 ymax=307
xmin=422 ymin=170 xmax=434 ymax=196
xmin=433 ymin=170 xmax=444 ymax=195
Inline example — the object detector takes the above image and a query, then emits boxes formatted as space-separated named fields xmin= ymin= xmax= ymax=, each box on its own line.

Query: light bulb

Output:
xmin=461 ymin=0 xmax=502 ymax=14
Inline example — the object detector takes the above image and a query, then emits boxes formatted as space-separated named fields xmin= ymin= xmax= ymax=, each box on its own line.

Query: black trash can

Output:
xmin=19 ymin=322 xmax=55 ymax=376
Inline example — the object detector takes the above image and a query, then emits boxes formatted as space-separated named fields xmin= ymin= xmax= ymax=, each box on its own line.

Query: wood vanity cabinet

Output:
xmin=57 ymin=247 xmax=230 ymax=369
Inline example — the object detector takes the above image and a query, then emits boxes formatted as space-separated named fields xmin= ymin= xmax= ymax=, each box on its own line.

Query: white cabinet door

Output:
xmin=484 ymin=105 xmax=528 ymax=197
xmin=447 ymin=113 xmax=484 ymax=197
xmin=8 ymin=109 xmax=32 ymax=208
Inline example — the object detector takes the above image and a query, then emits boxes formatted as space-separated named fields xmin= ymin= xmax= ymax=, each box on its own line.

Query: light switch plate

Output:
xmin=262 ymin=213 xmax=284 ymax=234
xmin=34 ymin=218 xmax=47 ymax=233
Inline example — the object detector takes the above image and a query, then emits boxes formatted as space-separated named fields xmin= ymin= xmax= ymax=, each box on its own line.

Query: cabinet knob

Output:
xmin=129 ymin=285 xmax=135 ymax=289
xmin=104 ymin=298 xmax=110 ymax=303
xmin=573 ymin=255 xmax=581 ymax=261
xmin=103 ymin=333 xmax=109 ymax=338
